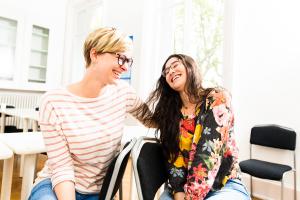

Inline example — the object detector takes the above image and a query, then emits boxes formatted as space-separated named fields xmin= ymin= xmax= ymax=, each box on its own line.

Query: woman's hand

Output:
xmin=174 ymin=192 xmax=185 ymax=200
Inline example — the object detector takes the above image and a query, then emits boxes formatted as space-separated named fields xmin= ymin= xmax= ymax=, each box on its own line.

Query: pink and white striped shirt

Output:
xmin=35 ymin=80 xmax=141 ymax=194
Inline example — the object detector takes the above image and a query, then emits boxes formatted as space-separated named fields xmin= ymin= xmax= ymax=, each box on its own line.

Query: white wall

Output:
xmin=232 ymin=0 xmax=300 ymax=198
xmin=102 ymin=0 xmax=144 ymax=97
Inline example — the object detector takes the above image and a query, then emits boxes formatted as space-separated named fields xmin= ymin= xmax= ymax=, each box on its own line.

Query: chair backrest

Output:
xmin=132 ymin=137 xmax=168 ymax=200
xmin=250 ymin=124 xmax=296 ymax=150
xmin=0 ymin=104 xmax=15 ymax=117
xmin=99 ymin=138 xmax=137 ymax=200
xmin=0 ymin=105 xmax=15 ymax=109
xmin=0 ymin=94 xmax=40 ymax=128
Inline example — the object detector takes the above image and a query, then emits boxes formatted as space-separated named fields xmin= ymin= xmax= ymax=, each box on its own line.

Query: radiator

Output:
xmin=0 ymin=94 xmax=41 ymax=129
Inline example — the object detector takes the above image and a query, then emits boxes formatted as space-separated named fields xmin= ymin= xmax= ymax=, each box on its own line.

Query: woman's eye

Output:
xmin=120 ymin=57 xmax=126 ymax=62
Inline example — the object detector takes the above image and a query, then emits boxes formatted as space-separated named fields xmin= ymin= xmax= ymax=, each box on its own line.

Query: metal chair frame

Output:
xmin=245 ymin=125 xmax=297 ymax=200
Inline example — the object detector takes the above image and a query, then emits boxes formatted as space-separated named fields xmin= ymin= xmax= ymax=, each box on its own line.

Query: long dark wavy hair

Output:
xmin=136 ymin=54 xmax=213 ymax=162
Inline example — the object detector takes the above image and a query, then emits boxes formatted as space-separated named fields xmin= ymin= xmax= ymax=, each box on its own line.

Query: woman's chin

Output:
xmin=109 ymin=78 xmax=119 ymax=85
xmin=170 ymin=82 xmax=185 ymax=92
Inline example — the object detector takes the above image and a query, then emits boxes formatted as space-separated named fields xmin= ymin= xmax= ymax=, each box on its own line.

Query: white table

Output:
xmin=0 ymin=132 xmax=46 ymax=200
xmin=0 ymin=108 xmax=39 ymax=133
xmin=0 ymin=142 xmax=14 ymax=200
xmin=0 ymin=108 xmax=39 ymax=176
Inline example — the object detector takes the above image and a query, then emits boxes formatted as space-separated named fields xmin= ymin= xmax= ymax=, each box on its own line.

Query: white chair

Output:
xmin=0 ymin=132 xmax=46 ymax=200
xmin=0 ymin=142 xmax=14 ymax=200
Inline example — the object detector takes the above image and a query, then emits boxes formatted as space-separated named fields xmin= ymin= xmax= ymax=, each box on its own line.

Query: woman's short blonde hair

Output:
xmin=83 ymin=27 xmax=132 ymax=68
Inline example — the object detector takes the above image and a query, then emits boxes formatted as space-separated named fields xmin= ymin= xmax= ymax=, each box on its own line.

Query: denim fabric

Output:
xmin=159 ymin=186 xmax=173 ymax=200
xmin=159 ymin=179 xmax=251 ymax=200
xmin=28 ymin=178 xmax=99 ymax=200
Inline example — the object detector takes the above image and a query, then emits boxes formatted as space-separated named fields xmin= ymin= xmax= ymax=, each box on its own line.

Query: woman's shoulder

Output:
xmin=203 ymin=87 xmax=232 ymax=109
xmin=40 ymin=88 xmax=69 ymax=102
xmin=39 ymin=88 xmax=75 ymax=110
xmin=205 ymin=87 xmax=231 ymax=99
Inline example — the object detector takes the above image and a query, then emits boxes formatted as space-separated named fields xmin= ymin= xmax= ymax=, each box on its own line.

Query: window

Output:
xmin=28 ymin=25 xmax=49 ymax=83
xmin=0 ymin=16 xmax=17 ymax=81
xmin=172 ymin=0 xmax=224 ymax=87
xmin=120 ymin=35 xmax=133 ymax=84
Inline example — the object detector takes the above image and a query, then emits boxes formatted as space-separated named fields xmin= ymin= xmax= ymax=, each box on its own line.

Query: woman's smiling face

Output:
xmin=164 ymin=57 xmax=187 ymax=92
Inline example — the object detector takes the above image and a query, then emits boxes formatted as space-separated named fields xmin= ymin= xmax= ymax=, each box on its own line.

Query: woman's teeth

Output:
xmin=172 ymin=74 xmax=180 ymax=82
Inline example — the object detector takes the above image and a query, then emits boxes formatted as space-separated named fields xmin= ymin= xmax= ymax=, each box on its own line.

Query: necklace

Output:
xmin=181 ymin=105 xmax=196 ymax=119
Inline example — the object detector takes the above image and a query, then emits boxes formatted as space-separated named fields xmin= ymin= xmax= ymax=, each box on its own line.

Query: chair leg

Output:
xmin=294 ymin=170 xmax=297 ymax=200
xmin=119 ymin=182 xmax=123 ymax=200
xmin=281 ymin=179 xmax=284 ymax=200
xmin=250 ymin=175 xmax=253 ymax=197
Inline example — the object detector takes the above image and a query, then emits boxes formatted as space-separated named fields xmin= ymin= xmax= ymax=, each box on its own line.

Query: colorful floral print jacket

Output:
xmin=167 ymin=89 xmax=241 ymax=200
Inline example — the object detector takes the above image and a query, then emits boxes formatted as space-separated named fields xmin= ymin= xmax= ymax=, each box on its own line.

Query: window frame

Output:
xmin=167 ymin=0 xmax=234 ymax=89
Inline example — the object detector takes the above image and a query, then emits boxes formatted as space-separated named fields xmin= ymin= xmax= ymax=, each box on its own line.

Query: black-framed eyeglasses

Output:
xmin=161 ymin=60 xmax=180 ymax=77
xmin=116 ymin=53 xmax=133 ymax=68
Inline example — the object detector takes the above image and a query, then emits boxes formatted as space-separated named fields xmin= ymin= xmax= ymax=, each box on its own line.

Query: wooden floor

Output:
xmin=0 ymin=155 xmax=261 ymax=200
xmin=0 ymin=154 xmax=47 ymax=200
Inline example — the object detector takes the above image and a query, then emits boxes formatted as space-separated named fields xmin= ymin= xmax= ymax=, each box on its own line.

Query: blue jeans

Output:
xmin=28 ymin=178 xmax=99 ymax=200
xmin=159 ymin=179 xmax=251 ymax=200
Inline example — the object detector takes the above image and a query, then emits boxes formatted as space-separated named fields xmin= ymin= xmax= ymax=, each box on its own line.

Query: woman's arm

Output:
xmin=54 ymin=181 xmax=75 ymax=200
xmin=125 ymin=84 xmax=157 ymax=128
xmin=39 ymin=97 xmax=75 ymax=197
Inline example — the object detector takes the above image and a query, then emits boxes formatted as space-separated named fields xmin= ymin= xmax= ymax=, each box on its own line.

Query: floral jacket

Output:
xmin=167 ymin=89 xmax=241 ymax=200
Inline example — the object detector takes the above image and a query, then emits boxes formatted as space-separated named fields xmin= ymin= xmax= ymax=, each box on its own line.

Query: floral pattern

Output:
xmin=167 ymin=89 xmax=241 ymax=200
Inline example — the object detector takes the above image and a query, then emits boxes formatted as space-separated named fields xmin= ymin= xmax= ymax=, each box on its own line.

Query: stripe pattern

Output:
xmin=35 ymin=81 xmax=141 ymax=193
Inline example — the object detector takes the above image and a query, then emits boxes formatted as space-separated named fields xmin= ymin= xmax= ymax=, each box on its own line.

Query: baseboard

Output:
xmin=241 ymin=176 xmax=299 ymax=200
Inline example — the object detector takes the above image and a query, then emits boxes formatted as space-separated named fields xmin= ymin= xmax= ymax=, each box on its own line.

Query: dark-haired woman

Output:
xmin=137 ymin=54 xmax=250 ymax=200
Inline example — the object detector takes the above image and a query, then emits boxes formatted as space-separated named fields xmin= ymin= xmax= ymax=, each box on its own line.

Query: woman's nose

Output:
xmin=168 ymin=66 xmax=176 ymax=74
xmin=119 ymin=63 xmax=129 ymax=72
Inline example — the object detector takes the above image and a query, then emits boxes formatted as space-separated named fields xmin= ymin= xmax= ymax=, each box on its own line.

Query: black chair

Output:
xmin=0 ymin=104 xmax=15 ymax=110
xmin=132 ymin=137 xmax=168 ymax=200
xmin=98 ymin=138 xmax=136 ymax=200
xmin=239 ymin=124 xmax=297 ymax=200
xmin=0 ymin=105 xmax=16 ymax=132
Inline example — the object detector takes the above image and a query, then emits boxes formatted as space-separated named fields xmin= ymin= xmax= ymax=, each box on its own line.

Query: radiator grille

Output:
xmin=0 ymin=94 xmax=41 ymax=129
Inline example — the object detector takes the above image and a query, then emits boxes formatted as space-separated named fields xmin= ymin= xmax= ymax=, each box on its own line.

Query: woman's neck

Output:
xmin=180 ymin=92 xmax=194 ymax=109
xmin=68 ymin=71 xmax=106 ymax=98
xmin=180 ymin=92 xmax=196 ymax=117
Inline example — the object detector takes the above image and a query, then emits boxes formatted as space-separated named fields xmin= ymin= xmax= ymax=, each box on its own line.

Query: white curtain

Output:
xmin=137 ymin=0 xmax=174 ymax=99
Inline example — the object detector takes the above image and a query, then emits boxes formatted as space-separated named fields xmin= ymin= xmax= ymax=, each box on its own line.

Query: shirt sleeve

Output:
xmin=124 ymin=83 xmax=156 ymax=128
xmin=39 ymin=95 xmax=75 ymax=189
xmin=167 ymin=151 xmax=187 ymax=193
xmin=125 ymin=84 xmax=143 ymax=115
xmin=184 ymin=89 xmax=234 ymax=200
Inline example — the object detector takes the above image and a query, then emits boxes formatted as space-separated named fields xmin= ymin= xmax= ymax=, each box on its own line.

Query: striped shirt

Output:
xmin=35 ymin=80 xmax=141 ymax=194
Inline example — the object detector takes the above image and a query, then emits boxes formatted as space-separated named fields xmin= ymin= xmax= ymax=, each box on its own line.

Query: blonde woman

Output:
xmin=29 ymin=27 xmax=144 ymax=200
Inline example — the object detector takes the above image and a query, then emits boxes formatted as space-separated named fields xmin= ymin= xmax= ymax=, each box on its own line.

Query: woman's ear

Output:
xmin=90 ymin=48 xmax=98 ymax=63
